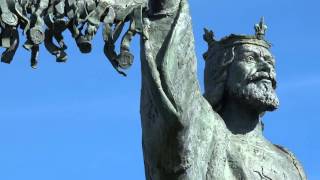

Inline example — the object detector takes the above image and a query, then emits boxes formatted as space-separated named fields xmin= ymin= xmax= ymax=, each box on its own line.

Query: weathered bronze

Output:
xmin=0 ymin=0 xmax=147 ymax=74
xmin=0 ymin=0 xmax=306 ymax=179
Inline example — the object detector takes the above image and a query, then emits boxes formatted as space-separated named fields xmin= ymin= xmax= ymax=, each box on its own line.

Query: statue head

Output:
xmin=203 ymin=18 xmax=279 ymax=114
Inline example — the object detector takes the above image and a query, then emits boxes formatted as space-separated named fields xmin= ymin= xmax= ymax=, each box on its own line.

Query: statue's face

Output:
xmin=226 ymin=44 xmax=279 ymax=112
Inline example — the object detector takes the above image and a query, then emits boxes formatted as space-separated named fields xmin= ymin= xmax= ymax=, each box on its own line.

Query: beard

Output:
xmin=228 ymin=80 xmax=279 ymax=113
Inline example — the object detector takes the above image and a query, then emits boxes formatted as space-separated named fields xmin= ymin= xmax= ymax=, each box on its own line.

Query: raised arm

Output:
xmin=140 ymin=0 xmax=227 ymax=179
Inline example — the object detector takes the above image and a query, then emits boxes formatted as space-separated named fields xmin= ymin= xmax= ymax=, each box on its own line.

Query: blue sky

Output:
xmin=0 ymin=0 xmax=319 ymax=179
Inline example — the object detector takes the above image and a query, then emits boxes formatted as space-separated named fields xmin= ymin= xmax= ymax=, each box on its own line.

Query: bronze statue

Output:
xmin=139 ymin=0 xmax=306 ymax=179
xmin=0 ymin=0 xmax=307 ymax=179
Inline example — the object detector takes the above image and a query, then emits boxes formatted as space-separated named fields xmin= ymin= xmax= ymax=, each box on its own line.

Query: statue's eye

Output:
xmin=246 ymin=56 xmax=255 ymax=63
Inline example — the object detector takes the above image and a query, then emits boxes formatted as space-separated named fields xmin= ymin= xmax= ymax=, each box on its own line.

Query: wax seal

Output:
xmin=1 ymin=13 xmax=18 ymax=26
xmin=117 ymin=50 xmax=133 ymax=69
xmin=30 ymin=27 xmax=45 ymax=45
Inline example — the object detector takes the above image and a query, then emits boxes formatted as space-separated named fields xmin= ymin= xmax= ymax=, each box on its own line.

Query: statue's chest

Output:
xmin=224 ymin=137 xmax=301 ymax=180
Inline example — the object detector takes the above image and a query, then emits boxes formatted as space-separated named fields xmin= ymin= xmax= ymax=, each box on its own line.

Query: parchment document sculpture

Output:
xmin=0 ymin=0 xmax=306 ymax=179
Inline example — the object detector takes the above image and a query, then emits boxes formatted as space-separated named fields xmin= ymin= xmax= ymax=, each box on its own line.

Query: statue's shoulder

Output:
xmin=274 ymin=144 xmax=307 ymax=180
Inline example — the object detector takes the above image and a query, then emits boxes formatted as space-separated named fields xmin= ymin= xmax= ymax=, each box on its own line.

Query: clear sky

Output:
xmin=0 ymin=0 xmax=318 ymax=179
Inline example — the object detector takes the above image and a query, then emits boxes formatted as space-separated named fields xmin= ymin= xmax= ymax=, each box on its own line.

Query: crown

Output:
xmin=203 ymin=17 xmax=271 ymax=51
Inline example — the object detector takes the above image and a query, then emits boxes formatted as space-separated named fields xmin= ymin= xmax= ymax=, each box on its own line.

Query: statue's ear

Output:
xmin=223 ymin=47 xmax=236 ymax=66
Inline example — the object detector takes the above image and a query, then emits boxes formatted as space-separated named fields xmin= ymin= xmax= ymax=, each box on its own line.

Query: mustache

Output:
xmin=246 ymin=72 xmax=277 ymax=88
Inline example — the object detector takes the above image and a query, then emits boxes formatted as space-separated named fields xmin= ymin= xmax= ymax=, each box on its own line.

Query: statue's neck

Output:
xmin=220 ymin=98 xmax=263 ymax=135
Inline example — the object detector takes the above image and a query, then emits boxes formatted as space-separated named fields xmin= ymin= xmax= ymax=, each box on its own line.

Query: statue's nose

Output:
xmin=258 ymin=57 xmax=273 ymax=73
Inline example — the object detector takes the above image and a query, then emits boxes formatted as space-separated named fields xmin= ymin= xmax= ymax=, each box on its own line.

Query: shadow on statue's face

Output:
xmin=226 ymin=44 xmax=279 ymax=113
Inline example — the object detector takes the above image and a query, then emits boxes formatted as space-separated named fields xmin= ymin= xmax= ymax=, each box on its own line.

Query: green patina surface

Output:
xmin=0 ymin=0 xmax=306 ymax=179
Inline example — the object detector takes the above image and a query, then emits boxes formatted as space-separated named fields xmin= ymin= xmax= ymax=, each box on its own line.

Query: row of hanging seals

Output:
xmin=0 ymin=0 xmax=149 ymax=75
